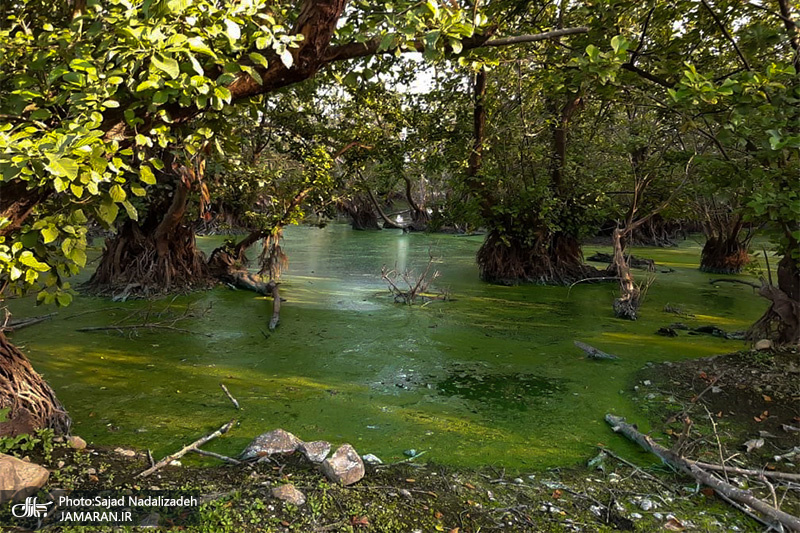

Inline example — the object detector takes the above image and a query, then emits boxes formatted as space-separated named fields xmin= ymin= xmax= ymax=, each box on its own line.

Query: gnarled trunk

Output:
xmin=476 ymin=227 xmax=598 ymax=285
xmin=88 ymin=173 xmax=211 ymax=296
xmin=611 ymin=228 xmax=641 ymax=320
xmin=0 ymin=332 xmax=70 ymax=436
xmin=700 ymin=213 xmax=751 ymax=274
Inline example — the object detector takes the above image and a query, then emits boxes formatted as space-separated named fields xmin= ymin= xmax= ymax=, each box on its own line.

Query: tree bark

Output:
xmin=0 ymin=332 xmax=70 ymax=436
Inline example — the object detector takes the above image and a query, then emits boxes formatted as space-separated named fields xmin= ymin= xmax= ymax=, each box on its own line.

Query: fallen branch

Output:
xmin=220 ymin=383 xmax=240 ymax=410
xmin=190 ymin=448 xmax=242 ymax=465
xmin=574 ymin=341 xmax=619 ymax=360
xmin=596 ymin=446 xmax=678 ymax=494
xmin=605 ymin=414 xmax=800 ymax=531
xmin=2 ymin=313 xmax=57 ymax=332
xmin=138 ymin=419 xmax=236 ymax=478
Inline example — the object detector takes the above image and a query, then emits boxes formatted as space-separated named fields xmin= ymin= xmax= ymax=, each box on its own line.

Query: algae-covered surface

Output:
xmin=7 ymin=225 xmax=768 ymax=469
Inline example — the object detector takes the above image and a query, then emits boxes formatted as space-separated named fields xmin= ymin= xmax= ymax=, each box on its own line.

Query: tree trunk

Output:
xmin=0 ymin=332 xmax=70 ymax=436
xmin=612 ymin=227 xmax=641 ymax=320
xmin=476 ymin=226 xmax=599 ymax=285
xmin=88 ymin=174 xmax=211 ymax=296
xmin=339 ymin=196 xmax=380 ymax=230
xmin=749 ymin=253 xmax=800 ymax=345
xmin=700 ymin=213 xmax=751 ymax=274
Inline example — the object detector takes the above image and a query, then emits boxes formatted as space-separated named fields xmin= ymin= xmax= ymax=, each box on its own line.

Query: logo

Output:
xmin=11 ymin=497 xmax=52 ymax=518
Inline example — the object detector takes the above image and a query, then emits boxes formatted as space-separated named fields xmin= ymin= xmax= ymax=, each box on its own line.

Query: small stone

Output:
xmin=168 ymin=460 xmax=181 ymax=467
xmin=654 ymin=512 xmax=663 ymax=520
xmin=403 ymin=449 xmax=417 ymax=457
xmin=320 ymin=444 xmax=365 ymax=486
xmin=362 ymin=454 xmax=383 ymax=466
xmin=631 ymin=513 xmax=642 ymax=519
xmin=643 ymin=380 xmax=651 ymax=386
xmin=639 ymin=499 xmax=654 ymax=511
xmin=240 ymin=429 xmax=301 ymax=460
xmin=0 ymin=453 xmax=50 ymax=503
xmin=754 ymin=339 xmax=773 ymax=351
xmin=114 ymin=447 xmax=136 ymax=457
xmin=513 ymin=477 xmax=524 ymax=485
xmin=86 ymin=468 xmax=97 ymax=475
xmin=139 ymin=512 xmax=160 ymax=528
xmin=57 ymin=461 xmax=65 ymax=469
xmin=398 ymin=488 xmax=412 ymax=499
xmin=298 ymin=441 xmax=330 ymax=463
xmin=271 ymin=484 xmax=306 ymax=506
xmin=67 ymin=436 xmax=87 ymax=450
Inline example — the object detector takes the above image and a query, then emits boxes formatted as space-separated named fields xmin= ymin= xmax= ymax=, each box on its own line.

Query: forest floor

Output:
xmin=2 ymin=348 xmax=798 ymax=532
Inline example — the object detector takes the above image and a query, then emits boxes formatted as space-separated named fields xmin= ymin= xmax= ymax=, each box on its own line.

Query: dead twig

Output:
xmin=138 ymin=419 xmax=236 ymax=478
xmin=191 ymin=448 xmax=242 ymax=465
xmin=220 ymin=383 xmax=240 ymax=410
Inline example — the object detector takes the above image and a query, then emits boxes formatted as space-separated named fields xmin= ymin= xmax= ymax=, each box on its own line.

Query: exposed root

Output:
xmin=87 ymin=221 xmax=212 ymax=297
xmin=0 ymin=332 xmax=70 ymax=436
xmin=476 ymin=230 xmax=601 ymax=285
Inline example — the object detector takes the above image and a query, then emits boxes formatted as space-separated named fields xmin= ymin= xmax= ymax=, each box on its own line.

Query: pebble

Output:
xmin=654 ymin=512 xmax=663 ymax=520
xmin=639 ymin=499 xmax=654 ymax=511
xmin=513 ymin=477 xmax=524 ymax=485
xmin=643 ymin=380 xmax=651 ymax=386
xmin=630 ymin=513 xmax=642 ymax=519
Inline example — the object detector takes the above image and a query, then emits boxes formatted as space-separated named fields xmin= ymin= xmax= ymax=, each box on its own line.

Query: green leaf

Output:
xmin=224 ymin=19 xmax=241 ymax=41
xmin=249 ymin=52 xmax=268 ymax=68
xmin=41 ymin=226 xmax=58 ymax=244
xmin=122 ymin=200 xmax=138 ymax=221
xmin=97 ymin=200 xmax=119 ymax=225
xmin=152 ymin=53 xmax=180 ymax=79
xmin=140 ymin=165 xmax=156 ymax=185
xmin=70 ymin=248 xmax=87 ymax=268
xmin=188 ymin=37 xmax=216 ymax=58
xmin=45 ymin=156 xmax=79 ymax=180
xmin=18 ymin=251 xmax=50 ymax=272
xmin=279 ymin=49 xmax=293 ymax=69
xmin=131 ymin=185 xmax=147 ymax=197
xmin=214 ymin=86 xmax=232 ymax=103
xmin=109 ymin=184 xmax=127 ymax=203
xmin=56 ymin=292 xmax=73 ymax=307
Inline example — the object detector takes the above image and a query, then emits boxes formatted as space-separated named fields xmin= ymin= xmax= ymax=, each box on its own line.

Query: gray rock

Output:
xmin=0 ymin=453 xmax=50 ymax=503
xmin=754 ymin=339 xmax=773 ymax=351
xmin=320 ymin=444 xmax=365 ymax=486
xmin=271 ymin=484 xmax=306 ymax=506
xmin=299 ymin=441 xmax=330 ymax=463
xmin=240 ymin=429 xmax=301 ymax=460
xmin=67 ymin=435 xmax=87 ymax=450
xmin=362 ymin=453 xmax=383 ymax=466
xmin=639 ymin=499 xmax=654 ymax=511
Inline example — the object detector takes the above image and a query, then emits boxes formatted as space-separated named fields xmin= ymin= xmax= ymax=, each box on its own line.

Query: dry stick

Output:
xmin=269 ymin=283 xmax=280 ymax=331
xmin=138 ymin=419 xmax=236 ymax=478
xmin=605 ymin=414 xmax=800 ymax=532
xmin=77 ymin=324 xmax=208 ymax=336
xmin=190 ymin=448 xmax=241 ymax=465
xmin=220 ymin=383 xmax=240 ymax=410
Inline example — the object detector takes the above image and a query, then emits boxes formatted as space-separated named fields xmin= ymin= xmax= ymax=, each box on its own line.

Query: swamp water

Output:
xmin=9 ymin=224 xmax=768 ymax=469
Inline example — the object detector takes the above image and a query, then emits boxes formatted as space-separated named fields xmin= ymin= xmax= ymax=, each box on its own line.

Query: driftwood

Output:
xmin=574 ymin=341 xmax=619 ymax=360
xmin=605 ymin=414 xmax=800 ymax=532
xmin=138 ymin=419 xmax=236 ymax=478
xmin=220 ymin=383 xmax=240 ymax=410
xmin=687 ymin=460 xmax=800 ymax=482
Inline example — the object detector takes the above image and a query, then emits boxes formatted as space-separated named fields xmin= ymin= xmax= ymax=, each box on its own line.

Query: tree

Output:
xmin=0 ymin=0 xmax=588 ymax=432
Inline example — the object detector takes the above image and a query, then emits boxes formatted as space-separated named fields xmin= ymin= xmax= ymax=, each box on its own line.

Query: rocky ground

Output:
xmin=1 ymin=347 xmax=798 ymax=532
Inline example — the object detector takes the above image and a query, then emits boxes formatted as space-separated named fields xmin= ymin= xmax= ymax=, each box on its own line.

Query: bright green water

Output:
xmin=8 ymin=225 xmax=768 ymax=469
